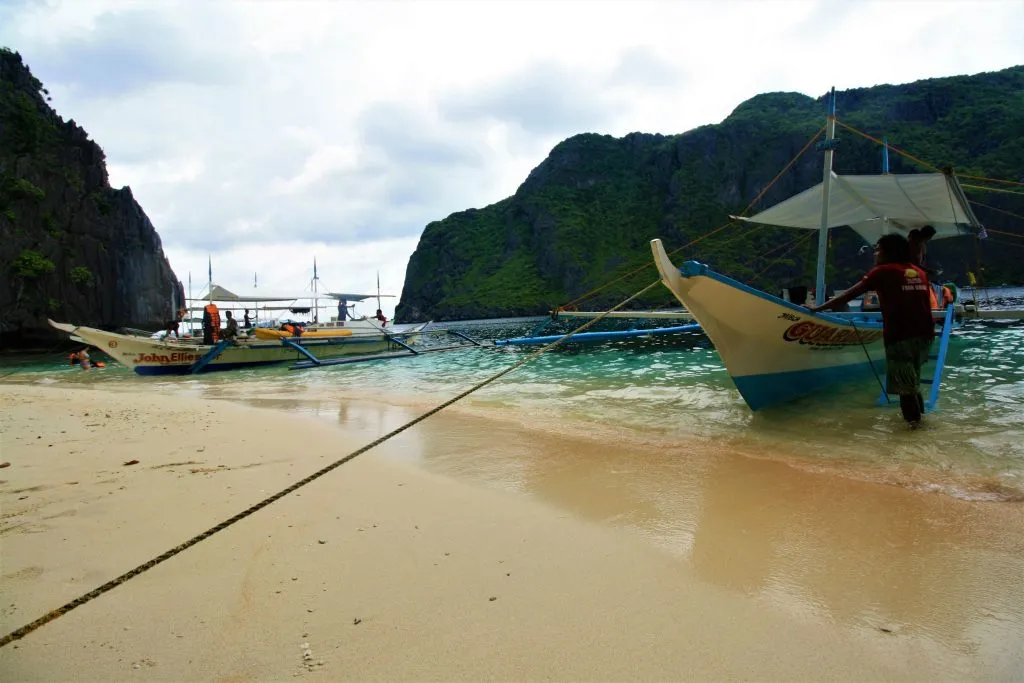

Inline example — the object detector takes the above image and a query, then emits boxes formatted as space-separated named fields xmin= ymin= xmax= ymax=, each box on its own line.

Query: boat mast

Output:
xmin=814 ymin=87 xmax=837 ymax=306
xmin=312 ymin=257 xmax=319 ymax=324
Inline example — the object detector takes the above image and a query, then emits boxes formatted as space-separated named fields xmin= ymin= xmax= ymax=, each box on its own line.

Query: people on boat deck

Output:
xmin=374 ymin=309 xmax=388 ymax=326
xmin=928 ymin=283 xmax=956 ymax=310
xmin=202 ymin=303 xmax=221 ymax=344
xmin=281 ymin=322 xmax=304 ymax=336
xmin=908 ymin=225 xmax=936 ymax=269
xmin=338 ymin=299 xmax=349 ymax=322
xmin=807 ymin=233 xmax=934 ymax=427
xmin=222 ymin=311 xmax=239 ymax=342
xmin=243 ymin=309 xmax=252 ymax=329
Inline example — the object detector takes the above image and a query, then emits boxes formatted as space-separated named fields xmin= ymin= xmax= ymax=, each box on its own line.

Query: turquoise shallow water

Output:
xmin=3 ymin=304 xmax=1023 ymax=501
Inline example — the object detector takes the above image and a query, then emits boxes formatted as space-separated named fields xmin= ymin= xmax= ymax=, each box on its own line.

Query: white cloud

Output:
xmin=1 ymin=0 xmax=1022 ymax=320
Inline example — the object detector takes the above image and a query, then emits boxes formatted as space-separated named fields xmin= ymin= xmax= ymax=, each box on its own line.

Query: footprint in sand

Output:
xmin=3 ymin=565 xmax=43 ymax=581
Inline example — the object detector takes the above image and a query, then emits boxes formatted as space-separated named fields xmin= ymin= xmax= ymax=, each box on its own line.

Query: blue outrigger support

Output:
xmin=495 ymin=323 xmax=702 ymax=347
xmin=280 ymin=338 xmax=323 ymax=366
xmin=384 ymin=333 xmax=420 ymax=354
xmin=876 ymin=304 xmax=956 ymax=412
xmin=188 ymin=339 xmax=233 ymax=374
xmin=289 ymin=329 xmax=486 ymax=371
xmin=445 ymin=329 xmax=484 ymax=346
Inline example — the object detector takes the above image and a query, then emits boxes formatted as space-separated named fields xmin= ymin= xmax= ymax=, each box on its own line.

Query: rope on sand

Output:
xmin=0 ymin=280 xmax=662 ymax=648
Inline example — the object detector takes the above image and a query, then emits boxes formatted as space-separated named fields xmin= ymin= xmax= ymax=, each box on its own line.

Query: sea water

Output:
xmin=4 ymin=290 xmax=1023 ymax=502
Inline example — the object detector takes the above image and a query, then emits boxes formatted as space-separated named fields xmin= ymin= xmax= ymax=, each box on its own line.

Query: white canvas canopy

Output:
xmin=733 ymin=171 xmax=983 ymax=244
xmin=189 ymin=284 xmax=393 ymax=303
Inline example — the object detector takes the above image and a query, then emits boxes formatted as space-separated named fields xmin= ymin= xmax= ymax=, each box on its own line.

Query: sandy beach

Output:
xmin=1 ymin=384 xmax=1022 ymax=681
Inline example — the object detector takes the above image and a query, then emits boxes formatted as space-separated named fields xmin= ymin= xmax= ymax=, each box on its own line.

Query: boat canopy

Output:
xmin=189 ymin=284 xmax=394 ymax=302
xmin=733 ymin=171 xmax=983 ymax=244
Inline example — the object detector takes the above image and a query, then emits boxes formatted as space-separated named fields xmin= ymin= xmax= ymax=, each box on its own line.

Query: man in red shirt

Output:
xmin=807 ymin=233 xmax=935 ymax=426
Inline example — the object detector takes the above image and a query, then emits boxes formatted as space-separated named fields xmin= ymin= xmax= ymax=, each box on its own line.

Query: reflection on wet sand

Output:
xmin=368 ymin=405 xmax=1024 ymax=669
xmin=688 ymin=455 xmax=1024 ymax=645
xmin=37 ymin=381 xmax=1023 ymax=671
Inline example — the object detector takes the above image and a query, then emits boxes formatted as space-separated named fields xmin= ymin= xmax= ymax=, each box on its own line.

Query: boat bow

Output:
xmin=651 ymin=239 xmax=885 ymax=410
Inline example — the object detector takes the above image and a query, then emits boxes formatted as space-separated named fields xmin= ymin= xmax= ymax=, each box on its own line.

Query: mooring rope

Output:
xmin=554 ymin=126 xmax=827 ymax=313
xmin=849 ymin=317 xmax=889 ymax=404
xmin=0 ymin=280 xmax=663 ymax=648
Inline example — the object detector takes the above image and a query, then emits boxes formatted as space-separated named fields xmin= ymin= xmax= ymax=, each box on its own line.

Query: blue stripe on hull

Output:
xmin=732 ymin=360 xmax=880 ymax=411
xmin=134 ymin=360 xmax=288 ymax=375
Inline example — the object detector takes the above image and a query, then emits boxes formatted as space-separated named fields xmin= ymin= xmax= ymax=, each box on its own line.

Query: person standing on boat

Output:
xmin=908 ymin=225 xmax=936 ymax=269
xmin=374 ymin=309 xmax=388 ymax=327
xmin=202 ymin=302 xmax=220 ymax=345
xmin=807 ymin=233 xmax=934 ymax=426
xmin=338 ymin=299 xmax=349 ymax=322
xmin=243 ymin=309 xmax=252 ymax=329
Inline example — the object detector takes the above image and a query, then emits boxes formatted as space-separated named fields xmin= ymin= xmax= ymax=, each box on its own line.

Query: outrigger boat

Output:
xmin=651 ymin=88 xmax=982 ymax=411
xmin=49 ymin=287 xmax=429 ymax=375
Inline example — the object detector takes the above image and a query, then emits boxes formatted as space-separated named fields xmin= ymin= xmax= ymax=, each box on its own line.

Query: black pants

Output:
xmin=899 ymin=393 xmax=924 ymax=423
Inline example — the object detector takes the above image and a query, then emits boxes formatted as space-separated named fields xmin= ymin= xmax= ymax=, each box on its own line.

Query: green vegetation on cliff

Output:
xmin=0 ymin=47 xmax=179 ymax=346
xmin=396 ymin=66 xmax=1024 ymax=322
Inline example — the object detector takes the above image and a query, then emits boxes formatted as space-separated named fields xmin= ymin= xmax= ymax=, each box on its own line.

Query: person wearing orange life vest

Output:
xmin=202 ymin=303 xmax=220 ymax=344
xmin=374 ymin=309 xmax=388 ymax=327
xmin=68 ymin=347 xmax=92 ymax=370
xmin=928 ymin=284 xmax=956 ymax=310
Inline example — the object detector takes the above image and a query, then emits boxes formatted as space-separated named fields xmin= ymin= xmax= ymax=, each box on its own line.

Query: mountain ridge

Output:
xmin=396 ymin=65 xmax=1024 ymax=322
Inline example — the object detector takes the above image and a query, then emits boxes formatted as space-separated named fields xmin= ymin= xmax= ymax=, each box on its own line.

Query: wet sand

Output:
xmin=1 ymin=385 xmax=1022 ymax=681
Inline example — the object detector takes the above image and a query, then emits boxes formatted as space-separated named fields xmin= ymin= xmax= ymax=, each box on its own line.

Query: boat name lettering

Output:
xmin=133 ymin=352 xmax=200 ymax=364
xmin=777 ymin=312 xmax=801 ymax=322
xmin=782 ymin=321 xmax=883 ymax=346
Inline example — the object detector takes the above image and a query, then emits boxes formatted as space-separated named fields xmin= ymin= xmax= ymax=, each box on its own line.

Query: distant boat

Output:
xmin=49 ymin=286 xmax=426 ymax=375
xmin=650 ymin=88 xmax=981 ymax=411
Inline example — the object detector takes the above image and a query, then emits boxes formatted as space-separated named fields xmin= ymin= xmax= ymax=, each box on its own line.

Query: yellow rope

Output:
xmin=961 ymin=184 xmax=1024 ymax=197
xmin=749 ymin=230 xmax=818 ymax=285
xmin=0 ymin=280 xmax=662 ymax=648
xmin=968 ymin=199 xmax=1024 ymax=223
xmin=556 ymin=223 xmax=732 ymax=311
xmin=958 ymin=173 xmax=1024 ymax=187
xmin=834 ymin=120 xmax=941 ymax=172
xmin=555 ymin=126 xmax=826 ymax=313
xmin=984 ymin=228 xmax=1024 ymax=239
xmin=837 ymin=119 xmax=1024 ymax=191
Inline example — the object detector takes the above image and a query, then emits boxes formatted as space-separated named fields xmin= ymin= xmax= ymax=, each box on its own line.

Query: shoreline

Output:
xmin=1 ymin=385 xmax=1022 ymax=680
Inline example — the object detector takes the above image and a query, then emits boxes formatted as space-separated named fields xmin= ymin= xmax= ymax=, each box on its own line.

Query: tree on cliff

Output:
xmin=0 ymin=47 xmax=180 ymax=347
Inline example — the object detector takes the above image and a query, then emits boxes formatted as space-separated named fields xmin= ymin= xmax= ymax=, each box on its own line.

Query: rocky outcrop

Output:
xmin=0 ymin=48 xmax=179 ymax=348
xmin=396 ymin=66 xmax=1024 ymax=322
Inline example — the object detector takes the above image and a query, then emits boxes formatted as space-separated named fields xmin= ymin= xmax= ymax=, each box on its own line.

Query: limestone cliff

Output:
xmin=396 ymin=66 xmax=1024 ymax=322
xmin=0 ymin=48 xmax=179 ymax=347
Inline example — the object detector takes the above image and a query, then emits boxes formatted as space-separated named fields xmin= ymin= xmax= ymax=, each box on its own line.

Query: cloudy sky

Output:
xmin=2 ymin=0 xmax=1022 ymax=319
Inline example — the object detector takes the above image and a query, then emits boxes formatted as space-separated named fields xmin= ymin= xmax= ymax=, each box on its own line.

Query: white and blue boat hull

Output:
xmin=651 ymin=239 xmax=887 ymax=410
